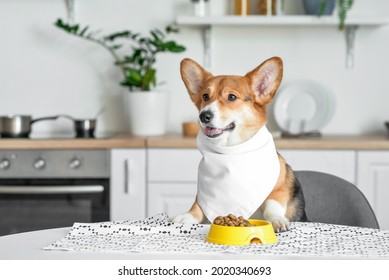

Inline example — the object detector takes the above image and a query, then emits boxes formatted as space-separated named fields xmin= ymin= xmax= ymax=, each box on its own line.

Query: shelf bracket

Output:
xmin=345 ymin=25 xmax=358 ymax=69
xmin=65 ymin=0 xmax=75 ymax=24
xmin=203 ymin=25 xmax=212 ymax=70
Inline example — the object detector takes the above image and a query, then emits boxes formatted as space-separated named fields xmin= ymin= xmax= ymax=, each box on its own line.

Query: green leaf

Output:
xmin=79 ymin=26 xmax=89 ymax=36
xmin=141 ymin=68 xmax=156 ymax=90
xmin=104 ymin=31 xmax=131 ymax=41
xmin=128 ymin=69 xmax=142 ymax=83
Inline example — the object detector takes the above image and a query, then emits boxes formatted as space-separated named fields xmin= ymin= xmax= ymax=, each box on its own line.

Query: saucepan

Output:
xmin=0 ymin=115 xmax=61 ymax=138
xmin=61 ymin=115 xmax=98 ymax=138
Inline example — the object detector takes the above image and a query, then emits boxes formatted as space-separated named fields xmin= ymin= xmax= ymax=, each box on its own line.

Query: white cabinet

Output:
xmin=110 ymin=149 xmax=146 ymax=221
xmin=279 ymin=150 xmax=356 ymax=184
xmin=148 ymin=149 xmax=202 ymax=182
xmin=147 ymin=149 xmax=201 ymax=217
xmin=357 ymin=151 xmax=389 ymax=229
xmin=148 ymin=183 xmax=197 ymax=217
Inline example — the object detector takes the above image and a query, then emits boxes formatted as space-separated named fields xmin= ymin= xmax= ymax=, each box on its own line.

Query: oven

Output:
xmin=0 ymin=150 xmax=109 ymax=236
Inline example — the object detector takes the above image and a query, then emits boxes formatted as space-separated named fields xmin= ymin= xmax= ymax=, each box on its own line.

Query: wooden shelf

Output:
xmin=176 ymin=15 xmax=389 ymax=70
xmin=176 ymin=15 xmax=389 ymax=27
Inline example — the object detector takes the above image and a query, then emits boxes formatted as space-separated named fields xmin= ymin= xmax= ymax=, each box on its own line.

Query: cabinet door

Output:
xmin=357 ymin=151 xmax=389 ymax=229
xmin=148 ymin=183 xmax=197 ymax=217
xmin=278 ymin=150 xmax=356 ymax=184
xmin=110 ymin=149 xmax=146 ymax=221
xmin=148 ymin=149 xmax=201 ymax=182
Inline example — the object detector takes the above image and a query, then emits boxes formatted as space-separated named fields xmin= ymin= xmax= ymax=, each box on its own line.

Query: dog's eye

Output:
xmin=228 ymin=94 xmax=237 ymax=101
xmin=202 ymin=93 xmax=209 ymax=101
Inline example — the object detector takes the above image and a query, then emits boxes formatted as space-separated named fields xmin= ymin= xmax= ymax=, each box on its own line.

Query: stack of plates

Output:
xmin=274 ymin=80 xmax=336 ymax=136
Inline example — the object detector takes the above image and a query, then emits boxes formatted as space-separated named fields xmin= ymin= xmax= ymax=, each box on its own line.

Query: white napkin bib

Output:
xmin=197 ymin=126 xmax=280 ymax=222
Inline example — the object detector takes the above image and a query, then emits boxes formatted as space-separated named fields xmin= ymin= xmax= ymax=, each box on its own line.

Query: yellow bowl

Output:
xmin=206 ymin=219 xmax=278 ymax=246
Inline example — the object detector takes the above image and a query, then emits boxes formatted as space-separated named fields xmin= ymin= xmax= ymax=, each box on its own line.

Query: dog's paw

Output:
xmin=267 ymin=216 xmax=290 ymax=233
xmin=171 ymin=213 xmax=199 ymax=224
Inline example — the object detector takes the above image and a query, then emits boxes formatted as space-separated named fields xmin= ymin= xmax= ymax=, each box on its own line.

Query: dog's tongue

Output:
xmin=204 ymin=127 xmax=223 ymax=137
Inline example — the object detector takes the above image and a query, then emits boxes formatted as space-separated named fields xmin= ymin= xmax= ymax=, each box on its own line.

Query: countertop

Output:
xmin=147 ymin=134 xmax=389 ymax=150
xmin=0 ymin=134 xmax=146 ymax=150
xmin=1 ymin=134 xmax=389 ymax=150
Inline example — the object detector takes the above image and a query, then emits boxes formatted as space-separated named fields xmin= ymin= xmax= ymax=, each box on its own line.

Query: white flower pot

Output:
xmin=123 ymin=91 xmax=169 ymax=136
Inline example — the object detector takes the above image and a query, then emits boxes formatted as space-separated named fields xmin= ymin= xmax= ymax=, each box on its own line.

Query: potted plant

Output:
xmin=54 ymin=19 xmax=186 ymax=136
xmin=303 ymin=0 xmax=354 ymax=30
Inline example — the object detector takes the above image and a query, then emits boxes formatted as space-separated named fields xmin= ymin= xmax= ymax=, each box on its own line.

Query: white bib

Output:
xmin=197 ymin=126 xmax=280 ymax=222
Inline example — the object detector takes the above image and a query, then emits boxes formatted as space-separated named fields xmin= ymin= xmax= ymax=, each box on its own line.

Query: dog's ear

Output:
xmin=245 ymin=57 xmax=283 ymax=105
xmin=180 ymin=58 xmax=213 ymax=107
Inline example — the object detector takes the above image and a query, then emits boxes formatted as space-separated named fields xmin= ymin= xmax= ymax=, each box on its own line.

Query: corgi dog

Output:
xmin=173 ymin=57 xmax=307 ymax=232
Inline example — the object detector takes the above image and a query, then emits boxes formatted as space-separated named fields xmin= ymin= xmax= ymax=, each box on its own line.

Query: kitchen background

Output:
xmin=1 ymin=0 xmax=389 ymax=137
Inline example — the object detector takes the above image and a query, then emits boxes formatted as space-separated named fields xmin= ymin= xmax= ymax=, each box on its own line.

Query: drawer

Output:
xmin=148 ymin=149 xmax=201 ymax=182
xmin=278 ymin=149 xmax=356 ymax=184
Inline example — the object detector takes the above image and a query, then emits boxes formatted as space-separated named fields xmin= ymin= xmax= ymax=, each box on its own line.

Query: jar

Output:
xmin=258 ymin=0 xmax=276 ymax=15
xmin=191 ymin=0 xmax=209 ymax=17
xmin=234 ymin=0 xmax=251 ymax=16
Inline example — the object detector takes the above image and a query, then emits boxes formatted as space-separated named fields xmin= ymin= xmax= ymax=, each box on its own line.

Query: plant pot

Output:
xmin=123 ymin=91 xmax=169 ymax=136
xmin=303 ymin=0 xmax=335 ymax=15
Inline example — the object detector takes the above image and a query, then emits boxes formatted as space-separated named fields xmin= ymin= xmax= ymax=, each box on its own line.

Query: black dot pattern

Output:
xmin=44 ymin=213 xmax=389 ymax=257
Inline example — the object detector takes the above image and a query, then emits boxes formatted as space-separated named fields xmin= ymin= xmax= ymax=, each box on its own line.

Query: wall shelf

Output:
xmin=176 ymin=15 xmax=389 ymax=27
xmin=176 ymin=15 xmax=389 ymax=69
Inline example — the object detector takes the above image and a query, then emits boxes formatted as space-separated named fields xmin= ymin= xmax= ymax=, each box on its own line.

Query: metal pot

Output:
xmin=61 ymin=115 xmax=97 ymax=138
xmin=0 ymin=115 xmax=61 ymax=138
xmin=74 ymin=118 xmax=96 ymax=138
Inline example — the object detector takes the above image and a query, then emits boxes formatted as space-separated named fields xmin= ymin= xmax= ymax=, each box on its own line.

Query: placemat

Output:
xmin=44 ymin=213 xmax=389 ymax=257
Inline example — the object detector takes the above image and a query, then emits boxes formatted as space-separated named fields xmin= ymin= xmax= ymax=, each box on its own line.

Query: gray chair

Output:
xmin=295 ymin=170 xmax=379 ymax=229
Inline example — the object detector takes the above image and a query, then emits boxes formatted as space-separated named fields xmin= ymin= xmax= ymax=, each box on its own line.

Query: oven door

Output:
xmin=0 ymin=179 xmax=109 ymax=236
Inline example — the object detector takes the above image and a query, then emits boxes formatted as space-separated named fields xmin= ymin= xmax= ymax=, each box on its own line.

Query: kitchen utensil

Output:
xmin=0 ymin=115 xmax=61 ymax=138
xmin=74 ymin=118 xmax=96 ymax=138
xmin=61 ymin=115 xmax=97 ymax=138
xmin=274 ymin=80 xmax=336 ymax=136
xmin=206 ymin=219 xmax=278 ymax=246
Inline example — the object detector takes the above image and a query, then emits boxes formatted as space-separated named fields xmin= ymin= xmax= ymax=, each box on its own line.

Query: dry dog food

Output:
xmin=213 ymin=214 xmax=253 ymax=227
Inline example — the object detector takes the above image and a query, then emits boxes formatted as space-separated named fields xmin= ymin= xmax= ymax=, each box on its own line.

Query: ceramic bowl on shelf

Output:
xmin=206 ymin=219 xmax=278 ymax=246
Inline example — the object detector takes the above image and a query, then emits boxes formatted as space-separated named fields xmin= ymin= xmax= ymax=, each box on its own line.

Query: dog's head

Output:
xmin=180 ymin=57 xmax=283 ymax=146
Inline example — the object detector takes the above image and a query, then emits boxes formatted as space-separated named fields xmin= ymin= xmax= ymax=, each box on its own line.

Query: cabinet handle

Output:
xmin=124 ymin=159 xmax=129 ymax=194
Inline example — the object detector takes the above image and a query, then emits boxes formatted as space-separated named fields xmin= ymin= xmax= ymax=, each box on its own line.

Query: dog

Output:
xmin=173 ymin=57 xmax=307 ymax=232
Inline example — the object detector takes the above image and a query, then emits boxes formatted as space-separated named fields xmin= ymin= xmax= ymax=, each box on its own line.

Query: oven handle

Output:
xmin=0 ymin=185 xmax=104 ymax=194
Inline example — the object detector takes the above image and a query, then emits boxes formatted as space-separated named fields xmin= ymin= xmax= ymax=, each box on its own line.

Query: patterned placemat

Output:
xmin=44 ymin=213 xmax=389 ymax=257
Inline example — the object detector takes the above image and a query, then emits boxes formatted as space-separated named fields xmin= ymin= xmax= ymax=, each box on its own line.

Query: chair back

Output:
xmin=295 ymin=171 xmax=379 ymax=229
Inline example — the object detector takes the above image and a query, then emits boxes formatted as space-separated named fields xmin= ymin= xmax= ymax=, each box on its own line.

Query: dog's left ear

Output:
xmin=245 ymin=57 xmax=283 ymax=105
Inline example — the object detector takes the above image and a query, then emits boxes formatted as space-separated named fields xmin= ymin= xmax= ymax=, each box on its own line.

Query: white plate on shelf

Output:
xmin=274 ymin=80 xmax=336 ymax=135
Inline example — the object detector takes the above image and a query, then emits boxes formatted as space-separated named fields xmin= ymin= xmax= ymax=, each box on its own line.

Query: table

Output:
xmin=1 ymin=213 xmax=389 ymax=260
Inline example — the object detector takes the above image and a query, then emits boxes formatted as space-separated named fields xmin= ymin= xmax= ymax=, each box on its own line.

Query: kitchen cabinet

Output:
xmin=110 ymin=149 xmax=146 ymax=221
xmin=148 ymin=183 xmax=197 ymax=217
xmin=147 ymin=149 xmax=201 ymax=217
xmin=357 ymin=151 xmax=389 ymax=230
xmin=278 ymin=149 xmax=356 ymax=184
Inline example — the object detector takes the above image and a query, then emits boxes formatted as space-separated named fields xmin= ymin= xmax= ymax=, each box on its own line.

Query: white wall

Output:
xmin=0 ymin=0 xmax=388 ymax=136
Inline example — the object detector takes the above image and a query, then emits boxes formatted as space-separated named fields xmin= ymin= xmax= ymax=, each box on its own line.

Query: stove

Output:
xmin=0 ymin=149 xmax=110 ymax=235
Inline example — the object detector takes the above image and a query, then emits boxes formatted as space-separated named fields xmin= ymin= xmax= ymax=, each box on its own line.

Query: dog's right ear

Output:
xmin=180 ymin=58 xmax=213 ymax=107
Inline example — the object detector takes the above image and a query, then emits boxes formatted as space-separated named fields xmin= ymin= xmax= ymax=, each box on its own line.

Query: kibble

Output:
xmin=213 ymin=214 xmax=253 ymax=227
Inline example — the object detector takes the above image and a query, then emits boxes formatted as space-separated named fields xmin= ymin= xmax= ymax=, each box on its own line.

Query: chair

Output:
xmin=295 ymin=170 xmax=379 ymax=229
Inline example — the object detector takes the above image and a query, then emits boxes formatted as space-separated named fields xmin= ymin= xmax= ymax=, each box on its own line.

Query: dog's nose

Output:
xmin=199 ymin=111 xmax=213 ymax=124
